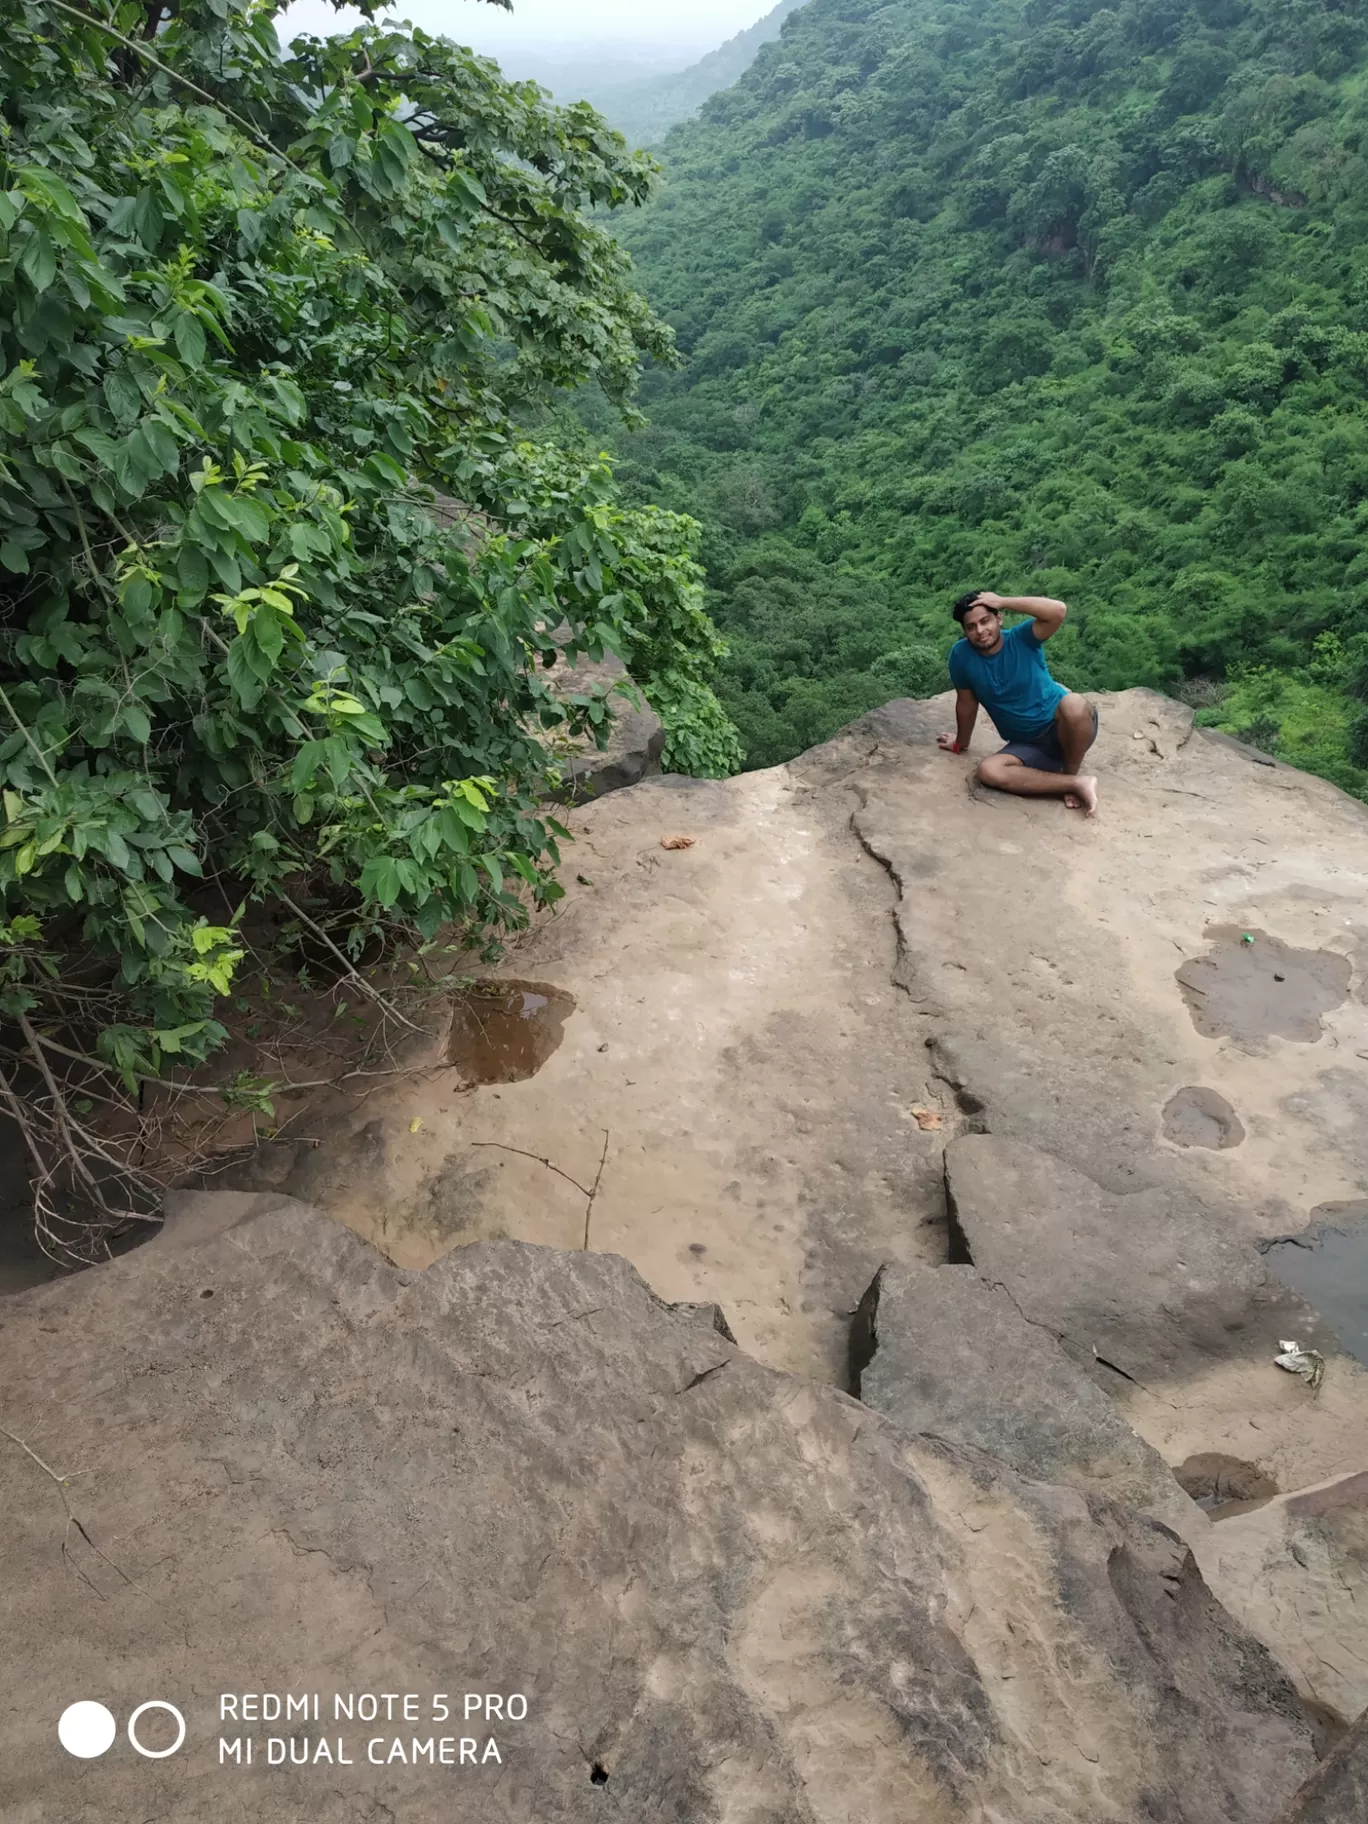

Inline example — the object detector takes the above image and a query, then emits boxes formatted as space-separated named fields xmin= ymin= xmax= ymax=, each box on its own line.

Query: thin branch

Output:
xmin=0 ymin=1424 xmax=134 ymax=1595
xmin=583 ymin=1128 xmax=609 ymax=1251
xmin=469 ymin=1140 xmax=592 ymax=1198
xmin=7 ymin=1030 xmax=417 ymax=1100
xmin=468 ymin=1131 xmax=610 ymax=1250
xmin=18 ymin=1013 xmax=151 ymax=1210
xmin=0 ymin=681 xmax=61 ymax=788
xmin=61 ymin=479 xmax=119 ymax=610
xmin=0 ymin=1056 xmax=54 ymax=1179
xmin=278 ymin=893 xmax=426 ymax=1035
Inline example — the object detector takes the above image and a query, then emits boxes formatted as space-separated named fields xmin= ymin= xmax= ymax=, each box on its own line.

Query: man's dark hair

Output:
xmin=952 ymin=591 xmax=999 ymax=625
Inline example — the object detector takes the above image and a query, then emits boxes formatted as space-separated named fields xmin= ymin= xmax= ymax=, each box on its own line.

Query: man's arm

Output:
xmin=938 ymin=689 xmax=979 ymax=754
xmin=975 ymin=591 xmax=1067 ymax=642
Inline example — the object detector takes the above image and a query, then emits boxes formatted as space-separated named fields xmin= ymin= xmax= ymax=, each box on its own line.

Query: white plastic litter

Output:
xmin=1274 ymin=1339 xmax=1326 ymax=1392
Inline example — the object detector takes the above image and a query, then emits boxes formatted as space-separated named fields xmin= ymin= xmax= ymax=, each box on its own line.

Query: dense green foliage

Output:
xmin=0 ymin=0 xmax=737 ymax=1119
xmin=600 ymin=0 xmax=1368 ymax=786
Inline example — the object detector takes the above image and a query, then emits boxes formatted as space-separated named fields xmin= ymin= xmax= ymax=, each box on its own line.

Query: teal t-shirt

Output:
xmin=948 ymin=619 xmax=1067 ymax=740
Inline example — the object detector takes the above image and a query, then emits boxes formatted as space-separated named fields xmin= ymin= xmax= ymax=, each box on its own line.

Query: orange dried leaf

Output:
xmin=660 ymin=835 xmax=696 ymax=851
xmin=909 ymin=1105 xmax=943 ymax=1131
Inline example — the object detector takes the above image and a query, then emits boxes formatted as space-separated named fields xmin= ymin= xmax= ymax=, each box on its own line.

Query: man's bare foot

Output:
xmin=1072 ymin=776 xmax=1098 ymax=817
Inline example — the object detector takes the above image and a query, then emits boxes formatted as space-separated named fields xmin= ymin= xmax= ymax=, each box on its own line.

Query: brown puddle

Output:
xmin=1161 ymin=1085 xmax=1245 ymax=1150
xmin=1176 ymin=926 xmax=1351 ymax=1043
xmin=1175 ymin=1452 xmax=1278 ymax=1523
xmin=447 ymin=980 xmax=575 ymax=1084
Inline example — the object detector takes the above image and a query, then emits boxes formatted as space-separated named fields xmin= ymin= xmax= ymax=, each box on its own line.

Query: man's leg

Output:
xmin=976 ymin=751 xmax=1098 ymax=816
xmin=1054 ymin=693 xmax=1098 ymax=773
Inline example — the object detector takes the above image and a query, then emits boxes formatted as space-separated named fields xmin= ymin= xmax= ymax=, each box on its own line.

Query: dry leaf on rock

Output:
xmin=660 ymin=835 xmax=696 ymax=851
xmin=909 ymin=1105 xmax=943 ymax=1131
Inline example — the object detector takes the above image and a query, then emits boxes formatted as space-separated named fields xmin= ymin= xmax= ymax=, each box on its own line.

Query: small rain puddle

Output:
xmin=1264 ymin=1202 xmax=1368 ymax=1370
xmin=1161 ymin=1085 xmax=1245 ymax=1150
xmin=1176 ymin=925 xmax=1351 ymax=1043
xmin=1175 ymin=1452 xmax=1278 ymax=1523
xmin=447 ymin=980 xmax=575 ymax=1085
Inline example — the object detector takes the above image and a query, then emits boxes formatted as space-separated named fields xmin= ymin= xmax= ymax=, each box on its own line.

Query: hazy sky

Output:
xmin=278 ymin=0 xmax=775 ymax=56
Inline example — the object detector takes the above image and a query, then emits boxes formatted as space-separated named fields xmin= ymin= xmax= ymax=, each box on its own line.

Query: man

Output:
xmin=938 ymin=590 xmax=1099 ymax=816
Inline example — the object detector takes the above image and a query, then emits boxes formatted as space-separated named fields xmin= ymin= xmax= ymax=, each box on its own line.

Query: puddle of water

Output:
xmin=446 ymin=980 xmax=575 ymax=1085
xmin=1265 ymin=1214 xmax=1368 ymax=1369
xmin=1175 ymin=1451 xmax=1277 ymax=1522
xmin=1176 ymin=925 xmax=1351 ymax=1043
xmin=1161 ymin=1085 xmax=1245 ymax=1150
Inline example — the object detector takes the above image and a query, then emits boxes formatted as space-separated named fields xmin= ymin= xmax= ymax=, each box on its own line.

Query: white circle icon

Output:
xmin=58 ymin=1701 xmax=117 ymax=1759
xmin=127 ymin=1700 xmax=186 ymax=1759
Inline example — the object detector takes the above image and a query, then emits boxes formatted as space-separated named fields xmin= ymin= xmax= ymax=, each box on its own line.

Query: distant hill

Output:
xmin=550 ymin=1 xmax=808 ymax=147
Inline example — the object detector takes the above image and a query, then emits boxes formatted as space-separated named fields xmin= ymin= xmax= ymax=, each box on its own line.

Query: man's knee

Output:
xmin=976 ymin=755 xmax=1015 ymax=789
xmin=1056 ymin=692 xmax=1093 ymax=725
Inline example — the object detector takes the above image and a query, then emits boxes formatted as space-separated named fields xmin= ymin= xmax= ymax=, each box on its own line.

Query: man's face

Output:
xmin=961 ymin=604 xmax=1002 ymax=651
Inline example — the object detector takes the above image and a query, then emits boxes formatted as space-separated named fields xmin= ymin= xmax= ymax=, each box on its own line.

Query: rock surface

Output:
xmin=0 ymin=1202 xmax=1320 ymax=1822
xmin=1276 ymin=1707 xmax=1368 ymax=1822
xmin=853 ymin=1262 xmax=1199 ymax=1539
xmin=176 ymin=686 xmax=1368 ymax=1725
xmin=7 ymin=685 xmax=1368 ymax=1806
xmin=540 ymin=647 xmax=665 ymax=802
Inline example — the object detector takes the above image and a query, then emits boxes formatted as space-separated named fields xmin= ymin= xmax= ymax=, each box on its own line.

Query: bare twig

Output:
xmin=583 ymin=1129 xmax=609 ymax=1251
xmin=278 ymin=893 xmax=426 ymax=1035
xmin=1 ymin=1424 xmax=134 ymax=1596
xmin=469 ymin=1140 xmax=592 ymax=1198
xmin=469 ymin=1131 xmax=610 ymax=1250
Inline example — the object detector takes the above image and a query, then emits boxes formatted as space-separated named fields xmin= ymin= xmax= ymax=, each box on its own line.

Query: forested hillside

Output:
xmin=600 ymin=0 xmax=1368 ymax=787
xmin=578 ymin=0 xmax=806 ymax=146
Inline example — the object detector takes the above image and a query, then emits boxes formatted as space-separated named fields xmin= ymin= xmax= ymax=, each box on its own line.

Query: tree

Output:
xmin=0 ymin=0 xmax=738 ymax=1256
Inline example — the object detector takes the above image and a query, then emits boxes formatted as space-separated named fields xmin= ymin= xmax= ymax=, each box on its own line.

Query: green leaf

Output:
xmin=253 ymin=608 xmax=285 ymax=668
xmin=226 ymin=637 xmax=263 ymax=708
xmin=290 ymin=741 xmax=328 ymax=792
xmin=143 ymin=417 xmax=180 ymax=476
xmin=20 ymin=230 xmax=56 ymax=293
xmin=176 ymin=544 xmax=209 ymax=605
xmin=103 ymin=369 xmax=142 ymax=426
xmin=360 ymin=855 xmax=403 ymax=909
xmin=122 ymin=704 xmax=151 ymax=744
xmin=173 ymin=311 xmax=206 ymax=367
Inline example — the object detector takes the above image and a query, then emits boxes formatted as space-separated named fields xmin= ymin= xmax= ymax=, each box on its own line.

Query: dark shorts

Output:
xmin=998 ymin=701 xmax=1098 ymax=773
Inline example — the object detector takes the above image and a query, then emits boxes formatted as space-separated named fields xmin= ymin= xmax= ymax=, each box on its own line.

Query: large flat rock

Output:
xmin=21 ymin=683 xmax=1368 ymax=1750
xmin=0 ymin=1205 xmax=1320 ymax=1822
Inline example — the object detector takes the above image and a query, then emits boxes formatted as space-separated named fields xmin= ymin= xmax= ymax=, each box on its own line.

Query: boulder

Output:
xmin=540 ymin=647 xmax=664 ymax=802
xmin=0 ymin=1205 xmax=1317 ymax=1823
xmin=852 ymin=1261 xmax=1199 ymax=1538
xmin=1275 ymin=1706 xmax=1368 ymax=1822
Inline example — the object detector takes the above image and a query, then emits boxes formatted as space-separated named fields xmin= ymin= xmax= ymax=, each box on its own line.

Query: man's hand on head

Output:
xmin=971 ymin=590 xmax=1004 ymax=611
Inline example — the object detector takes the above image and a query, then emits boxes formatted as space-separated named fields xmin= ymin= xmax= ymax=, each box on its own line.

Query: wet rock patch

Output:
xmin=1162 ymin=1085 xmax=1246 ymax=1149
xmin=1176 ymin=927 xmax=1350 ymax=1044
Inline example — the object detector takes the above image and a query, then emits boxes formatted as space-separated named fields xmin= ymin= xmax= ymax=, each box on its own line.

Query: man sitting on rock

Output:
xmin=938 ymin=590 xmax=1099 ymax=816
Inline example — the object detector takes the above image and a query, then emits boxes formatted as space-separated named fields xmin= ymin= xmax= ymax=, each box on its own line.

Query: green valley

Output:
xmin=592 ymin=0 xmax=1368 ymax=790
